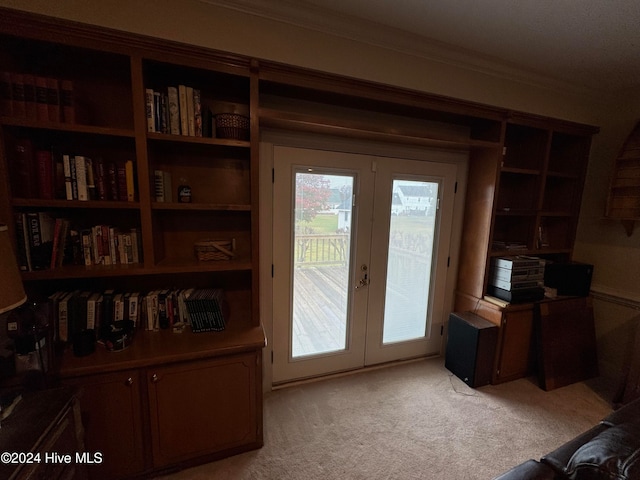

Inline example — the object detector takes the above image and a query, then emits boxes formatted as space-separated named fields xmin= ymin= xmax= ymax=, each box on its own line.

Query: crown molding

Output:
xmin=199 ymin=0 xmax=598 ymax=96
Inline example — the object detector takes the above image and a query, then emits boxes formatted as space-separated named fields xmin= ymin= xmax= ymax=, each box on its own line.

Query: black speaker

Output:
xmin=544 ymin=261 xmax=593 ymax=297
xmin=445 ymin=311 xmax=498 ymax=387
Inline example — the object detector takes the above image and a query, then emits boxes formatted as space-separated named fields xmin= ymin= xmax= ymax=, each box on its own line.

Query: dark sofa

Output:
xmin=494 ymin=398 xmax=640 ymax=479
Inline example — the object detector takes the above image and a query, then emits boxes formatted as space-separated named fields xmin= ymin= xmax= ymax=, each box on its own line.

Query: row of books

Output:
xmin=14 ymin=212 xmax=142 ymax=271
xmin=50 ymin=287 xmax=227 ymax=344
xmin=9 ymin=138 xmax=136 ymax=202
xmin=145 ymin=85 xmax=213 ymax=137
xmin=0 ymin=71 xmax=75 ymax=123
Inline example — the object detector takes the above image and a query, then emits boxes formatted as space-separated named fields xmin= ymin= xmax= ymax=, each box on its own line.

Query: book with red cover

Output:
xmin=36 ymin=149 xmax=55 ymax=199
xmin=10 ymin=138 xmax=36 ymax=198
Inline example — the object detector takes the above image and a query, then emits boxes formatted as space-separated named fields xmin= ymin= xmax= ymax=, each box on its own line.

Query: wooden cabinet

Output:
xmin=148 ymin=352 xmax=260 ymax=468
xmin=59 ymin=328 xmax=264 ymax=479
xmin=63 ymin=370 xmax=145 ymax=479
xmin=455 ymin=294 xmax=536 ymax=384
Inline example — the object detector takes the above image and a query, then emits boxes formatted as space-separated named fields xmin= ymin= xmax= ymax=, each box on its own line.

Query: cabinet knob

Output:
xmin=125 ymin=377 xmax=133 ymax=386
xmin=151 ymin=374 xmax=159 ymax=383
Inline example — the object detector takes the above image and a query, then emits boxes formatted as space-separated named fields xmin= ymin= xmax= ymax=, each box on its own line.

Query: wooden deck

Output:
xmin=291 ymin=248 xmax=432 ymax=357
xmin=292 ymin=265 xmax=349 ymax=357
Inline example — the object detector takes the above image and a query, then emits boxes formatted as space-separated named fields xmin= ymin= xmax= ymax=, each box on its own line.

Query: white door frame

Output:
xmin=259 ymin=131 xmax=469 ymax=390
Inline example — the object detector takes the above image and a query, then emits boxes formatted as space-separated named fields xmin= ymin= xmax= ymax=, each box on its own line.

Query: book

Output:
xmin=167 ymin=86 xmax=180 ymax=135
xmin=57 ymin=291 xmax=75 ymax=343
xmin=80 ymin=229 xmax=92 ymax=266
xmin=26 ymin=211 xmax=55 ymax=270
xmin=36 ymin=149 xmax=55 ymax=199
xmin=22 ymin=73 xmax=37 ymax=119
xmin=153 ymin=91 xmax=162 ymax=132
xmin=154 ymin=170 xmax=165 ymax=202
xmin=85 ymin=157 xmax=96 ymax=200
xmin=14 ymin=212 xmax=31 ymax=271
xmin=186 ymin=86 xmax=195 ymax=136
xmin=107 ymin=161 xmax=119 ymax=200
xmin=46 ymin=77 xmax=60 ymax=122
xmin=178 ymin=84 xmax=189 ymax=135
xmin=74 ymin=155 xmax=89 ymax=201
xmin=35 ymin=76 xmax=49 ymax=121
xmin=69 ymin=154 xmax=78 ymax=200
xmin=125 ymin=160 xmax=135 ymax=202
xmin=160 ymin=92 xmax=168 ymax=133
xmin=193 ymin=89 xmax=202 ymax=136
xmin=0 ymin=71 xmax=11 ymax=116
xmin=128 ymin=292 xmax=140 ymax=327
xmin=145 ymin=88 xmax=155 ymax=132
xmin=86 ymin=292 xmax=102 ymax=330
xmin=93 ymin=157 xmax=107 ymax=201
xmin=53 ymin=154 xmax=66 ymax=199
xmin=10 ymin=72 xmax=25 ymax=118
xmin=10 ymin=137 xmax=36 ymax=198
xmin=60 ymin=79 xmax=75 ymax=123
xmin=116 ymin=161 xmax=128 ymax=201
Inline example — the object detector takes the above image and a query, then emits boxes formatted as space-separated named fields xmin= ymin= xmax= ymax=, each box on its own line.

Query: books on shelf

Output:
xmin=9 ymin=144 xmax=136 ymax=202
xmin=0 ymin=70 xmax=75 ymax=122
xmin=145 ymin=84 xmax=208 ymax=137
xmin=48 ymin=287 xmax=228 ymax=348
xmin=154 ymin=169 xmax=173 ymax=202
xmin=13 ymin=213 xmax=142 ymax=271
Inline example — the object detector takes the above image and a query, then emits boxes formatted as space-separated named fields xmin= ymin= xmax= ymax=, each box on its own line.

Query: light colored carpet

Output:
xmin=156 ymin=357 xmax=613 ymax=480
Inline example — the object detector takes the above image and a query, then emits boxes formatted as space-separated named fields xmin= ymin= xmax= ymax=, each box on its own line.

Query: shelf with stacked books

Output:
xmin=0 ymin=33 xmax=134 ymax=130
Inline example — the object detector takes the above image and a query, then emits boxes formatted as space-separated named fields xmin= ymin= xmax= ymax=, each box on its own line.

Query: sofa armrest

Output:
xmin=542 ymin=424 xmax=609 ymax=472
xmin=493 ymin=459 xmax=559 ymax=480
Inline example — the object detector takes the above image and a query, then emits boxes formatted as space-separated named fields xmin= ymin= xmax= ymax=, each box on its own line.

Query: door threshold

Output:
xmin=271 ymin=353 xmax=440 ymax=390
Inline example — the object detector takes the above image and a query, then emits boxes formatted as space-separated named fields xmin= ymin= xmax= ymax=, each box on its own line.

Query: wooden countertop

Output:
xmin=57 ymin=324 xmax=266 ymax=378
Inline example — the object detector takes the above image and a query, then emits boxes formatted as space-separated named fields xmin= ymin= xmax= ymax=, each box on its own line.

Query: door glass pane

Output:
xmin=383 ymin=179 xmax=438 ymax=344
xmin=292 ymin=172 xmax=354 ymax=358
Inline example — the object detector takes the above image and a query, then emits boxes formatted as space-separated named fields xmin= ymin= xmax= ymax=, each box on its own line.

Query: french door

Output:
xmin=272 ymin=146 xmax=457 ymax=384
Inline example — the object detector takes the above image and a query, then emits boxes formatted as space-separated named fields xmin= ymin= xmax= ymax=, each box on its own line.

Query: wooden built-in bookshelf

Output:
xmin=0 ymin=6 xmax=601 ymax=479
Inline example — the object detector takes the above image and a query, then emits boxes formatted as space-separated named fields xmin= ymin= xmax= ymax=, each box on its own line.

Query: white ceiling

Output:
xmin=206 ymin=0 xmax=640 ymax=92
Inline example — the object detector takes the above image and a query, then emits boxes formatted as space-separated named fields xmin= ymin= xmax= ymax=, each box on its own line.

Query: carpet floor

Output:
xmin=155 ymin=357 xmax=612 ymax=480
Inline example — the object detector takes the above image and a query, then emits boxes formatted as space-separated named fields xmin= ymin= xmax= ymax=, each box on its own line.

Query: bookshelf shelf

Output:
xmin=151 ymin=202 xmax=251 ymax=211
xmin=12 ymin=198 xmax=141 ymax=209
xmin=147 ymin=131 xmax=250 ymax=148
xmin=0 ymin=116 xmax=136 ymax=138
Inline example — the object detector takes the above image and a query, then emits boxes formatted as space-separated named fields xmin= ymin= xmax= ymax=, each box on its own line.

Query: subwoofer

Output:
xmin=445 ymin=311 xmax=498 ymax=387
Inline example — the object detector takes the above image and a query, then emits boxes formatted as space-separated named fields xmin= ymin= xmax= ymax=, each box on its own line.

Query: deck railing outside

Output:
xmin=295 ymin=234 xmax=349 ymax=265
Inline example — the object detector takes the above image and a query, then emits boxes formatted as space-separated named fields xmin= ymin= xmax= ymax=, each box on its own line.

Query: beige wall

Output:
xmin=3 ymin=0 xmax=639 ymax=385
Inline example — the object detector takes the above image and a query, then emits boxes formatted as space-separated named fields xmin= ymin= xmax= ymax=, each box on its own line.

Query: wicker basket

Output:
xmin=215 ymin=113 xmax=249 ymax=140
xmin=194 ymin=239 xmax=236 ymax=261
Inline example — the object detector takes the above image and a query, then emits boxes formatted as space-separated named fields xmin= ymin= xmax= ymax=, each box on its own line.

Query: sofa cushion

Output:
xmin=564 ymin=423 xmax=640 ymax=480
xmin=492 ymin=459 xmax=559 ymax=480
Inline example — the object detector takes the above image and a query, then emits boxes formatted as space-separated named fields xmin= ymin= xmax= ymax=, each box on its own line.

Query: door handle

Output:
xmin=355 ymin=264 xmax=369 ymax=289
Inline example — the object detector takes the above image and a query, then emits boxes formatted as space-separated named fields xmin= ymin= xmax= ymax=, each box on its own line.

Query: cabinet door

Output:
xmin=147 ymin=352 xmax=259 ymax=468
xmin=494 ymin=308 xmax=535 ymax=383
xmin=64 ymin=370 xmax=145 ymax=480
